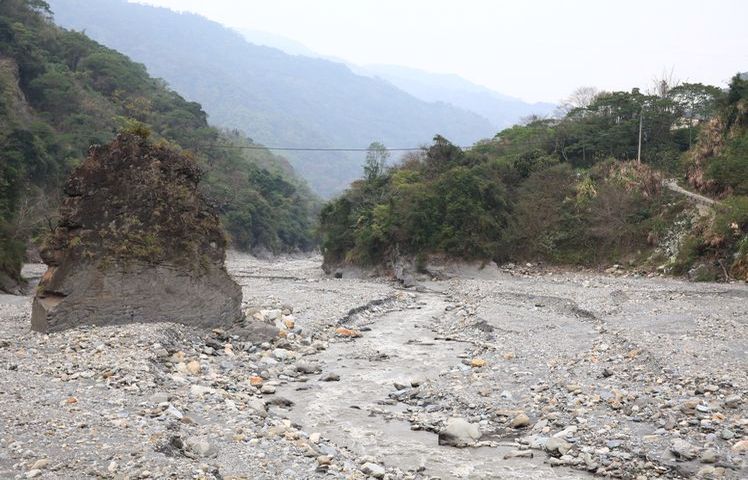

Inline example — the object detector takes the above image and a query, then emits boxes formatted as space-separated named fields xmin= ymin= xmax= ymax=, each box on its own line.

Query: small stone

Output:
xmin=295 ymin=360 xmax=320 ymax=374
xmin=724 ymin=394 xmax=741 ymax=409
xmin=317 ymin=455 xmax=331 ymax=466
xmin=150 ymin=392 xmax=169 ymax=404
xmin=335 ymin=327 xmax=361 ymax=337
xmin=249 ymin=375 xmax=264 ymax=386
xmin=283 ymin=318 xmax=295 ymax=329
xmin=698 ymin=465 xmax=728 ymax=478
xmin=309 ymin=432 xmax=321 ymax=444
xmin=438 ymin=417 xmax=481 ymax=447
xmin=470 ymin=358 xmax=486 ymax=368
xmin=681 ymin=399 xmax=699 ymax=414
xmin=510 ymin=413 xmax=531 ymax=429
xmin=320 ymin=372 xmax=340 ymax=382
xmin=261 ymin=384 xmax=276 ymax=394
xmin=720 ymin=428 xmax=734 ymax=440
xmin=189 ymin=385 xmax=214 ymax=396
xmin=165 ymin=404 xmax=184 ymax=419
xmin=361 ymin=462 xmax=385 ymax=478
xmin=186 ymin=360 xmax=201 ymax=375
xmin=545 ymin=437 xmax=572 ymax=455
xmin=25 ymin=470 xmax=41 ymax=479
xmin=185 ymin=437 xmax=216 ymax=458
xmin=671 ymin=438 xmax=697 ymax=460
xmin=107 ymin=461 xmax=117 ymax=473
xmin=503 ymin=450 xmax=533 ymax=459
xmin=247 ymin=398 xmax=267 ymax=415
xmin=263 ymin=309 xmax=281 ymax=321
xmin=700 ymin=448 xmax=717 ymax=464
xmin=273 ymin=348 xmax=291 ymax=361
xmin=29 ymin=459 xmax=48 ymax=471
xmin=732 ymin=439 xmax=748 ymax=452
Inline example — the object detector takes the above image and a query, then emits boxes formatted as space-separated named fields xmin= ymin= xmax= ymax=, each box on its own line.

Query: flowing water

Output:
xmin=276 ymin=293 xmax=589 ymax=479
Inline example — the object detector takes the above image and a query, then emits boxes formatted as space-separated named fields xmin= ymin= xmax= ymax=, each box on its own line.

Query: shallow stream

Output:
xmin=276 ymin=294 xmax=589 ymax=479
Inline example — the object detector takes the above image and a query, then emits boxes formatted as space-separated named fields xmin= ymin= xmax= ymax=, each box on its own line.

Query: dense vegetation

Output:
xmin=49 ymin=0 xmax=499 ymax=197
xmin=321 ymin=77 xmax=748 ymax=281
xmin=0 ymin=0 xmax=316 ymax=290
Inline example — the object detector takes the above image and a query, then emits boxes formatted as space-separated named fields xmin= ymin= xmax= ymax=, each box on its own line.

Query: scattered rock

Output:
xmin=185 ymin=437 xmax=216 ymax=458
xmin=361 ymin=462 xmax=385 ymax=478
xmin=545 ymin=437 xmax=572 ymax=456
xmin=438 ymin=418 xmax=481 ymax=447
xmin=470 ymin=358 xmax=486 ymax=368
xmin=295 ymin=360 xmax=320 ymax=374
xmin=186 ymin=360 xmax=201 ymax=375
xmin=700 ymin=448 xmax=717 ymax=464
xmin=732 ymin=439 xmax=748 ymax=452
xmin=509 ymin=413 xmax=531 ymax=429
xmin=724 ymin=394 xmax=741 ymax=409
xmin=320 ymin=372 xmax=340 ymax=382
xmin=671 ymin=438 xmax=697 ymax=460
xmin=503 ymin=450 xmax=533 ymax=459
xmin=29 ymin=459 xmax=49 ymax=471
xmin=335 ymin=327 xmax=361 ymax=338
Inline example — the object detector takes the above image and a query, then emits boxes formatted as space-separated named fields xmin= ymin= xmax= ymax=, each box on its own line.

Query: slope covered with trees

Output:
xmin=48 ymin=0 xmax=497 ymax=197
xmin=0 ymin=0 xmax=316 ymax=292
xmin=320 ymin=77 xmax=748 ymax=282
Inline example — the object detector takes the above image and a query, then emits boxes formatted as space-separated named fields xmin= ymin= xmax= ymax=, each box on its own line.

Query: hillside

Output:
xmin=48 ymin=0 xmax=497 ymax=197
xmin=320 ymin=78 xmax=748 ymax=282
xmin=363 ymin=64 xmax=557 ymax=130
xmin=234 ymin=29 xmax=556 ymax=130
xmin=0 ymin=0 xmax=317 ymax=292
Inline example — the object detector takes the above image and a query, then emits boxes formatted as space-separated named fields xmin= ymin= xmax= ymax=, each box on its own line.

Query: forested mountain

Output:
xmin=48 ymin=0 xmax=497 ymax=197
xmin=320 ymin=77 xmax=748 ymax=281
xmin=362 ymin=65 xmax=556 ymax=130
xmin=234 ymin=29 xmax=556 ymax=131
xmin=0 ymin=0 xmax=317 ymax=292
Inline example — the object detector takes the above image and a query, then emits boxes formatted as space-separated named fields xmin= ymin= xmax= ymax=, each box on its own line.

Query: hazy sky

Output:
xmin=133 ymin=0 xmax=747 ymax=103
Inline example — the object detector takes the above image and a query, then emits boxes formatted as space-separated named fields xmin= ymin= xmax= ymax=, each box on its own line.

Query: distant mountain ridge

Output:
xmin=237 ymin=29 xmax=556 ymax=130
xmin=362 ymin=65 xmax=557 ymax=130
xmin=49 ymin=0 xmax=498 ymax=197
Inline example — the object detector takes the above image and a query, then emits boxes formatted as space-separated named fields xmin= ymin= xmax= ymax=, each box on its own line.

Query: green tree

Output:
xmin=363 ymin=141 xmax=389 ymax=182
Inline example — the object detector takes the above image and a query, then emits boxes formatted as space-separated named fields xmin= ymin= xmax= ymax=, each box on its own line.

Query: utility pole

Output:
xmin=637 ymin=109 xmax=643 ymax=164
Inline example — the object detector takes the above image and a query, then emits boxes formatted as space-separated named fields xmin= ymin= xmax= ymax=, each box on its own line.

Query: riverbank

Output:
xmin=0 ymin=253 xmax=746 ymax=479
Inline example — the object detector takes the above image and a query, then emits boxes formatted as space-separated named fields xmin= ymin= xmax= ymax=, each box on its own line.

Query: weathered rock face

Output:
xmin=31 ymin=133 xmax=242 ymax=333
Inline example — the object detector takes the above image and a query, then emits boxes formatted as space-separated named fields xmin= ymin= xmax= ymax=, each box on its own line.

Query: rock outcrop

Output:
xmin=31 ymin=133 xmax=242 ymax=333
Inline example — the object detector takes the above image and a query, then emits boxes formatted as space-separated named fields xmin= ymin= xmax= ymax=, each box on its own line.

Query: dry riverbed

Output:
xmin=0 ymin=253 xmax=746 ymax=479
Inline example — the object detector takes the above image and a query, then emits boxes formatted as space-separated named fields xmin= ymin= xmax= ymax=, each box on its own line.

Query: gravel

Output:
xmin=1 ymin=254 xmax=746 ymax=479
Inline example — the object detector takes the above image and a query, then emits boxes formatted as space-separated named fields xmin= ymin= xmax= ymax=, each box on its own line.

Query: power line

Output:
xmin=192 ymin=139 xmax=556 ymax=153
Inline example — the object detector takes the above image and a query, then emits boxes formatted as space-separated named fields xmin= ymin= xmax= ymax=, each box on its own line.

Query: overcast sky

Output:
xmin=133 ymin=0 xmax=747 ymax=103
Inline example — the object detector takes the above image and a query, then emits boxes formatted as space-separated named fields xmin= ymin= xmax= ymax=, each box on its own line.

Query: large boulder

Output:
xmin=31 ymin=133 xmax=242 ymax=333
